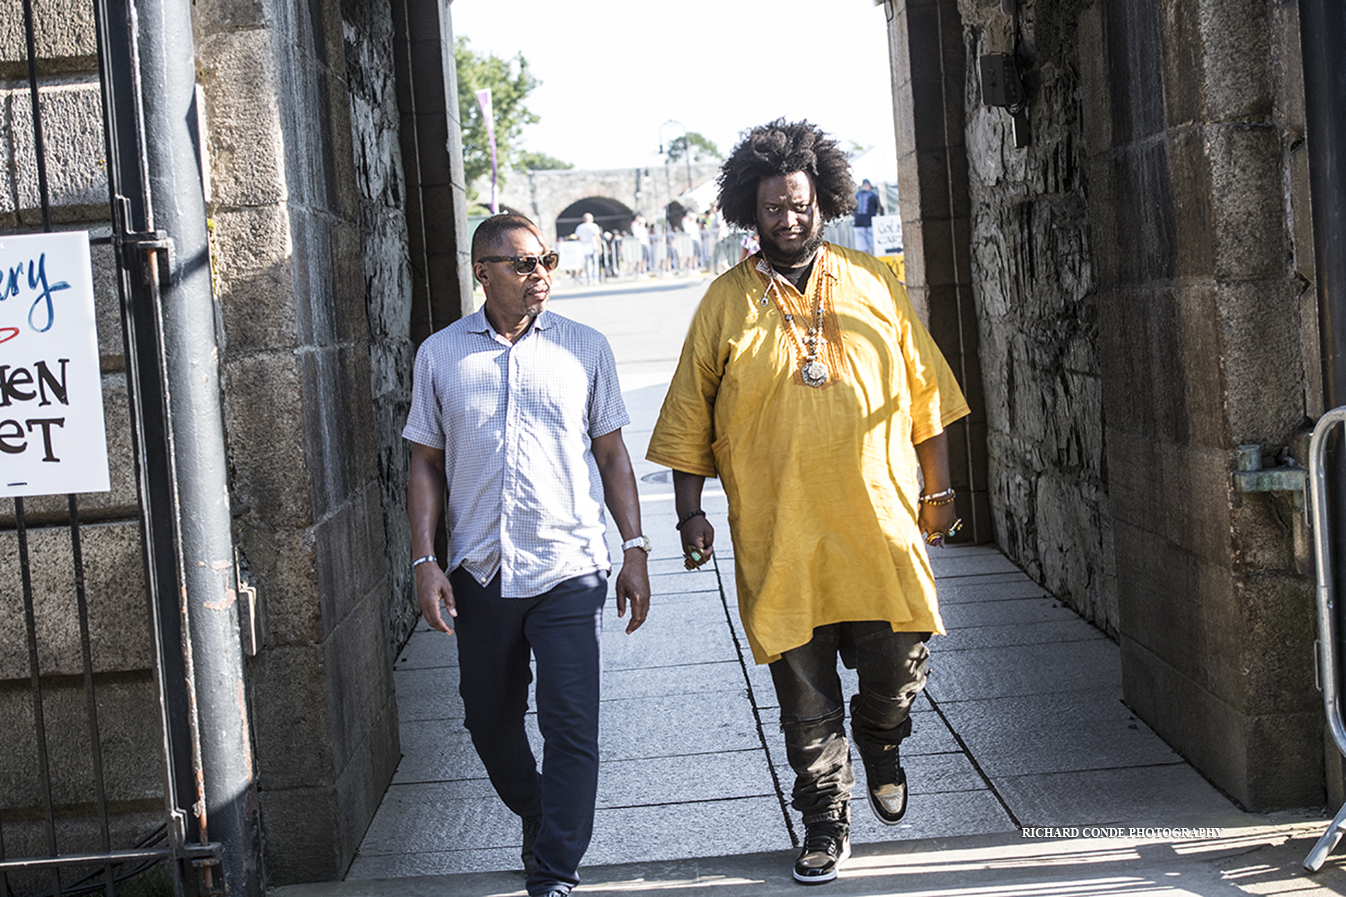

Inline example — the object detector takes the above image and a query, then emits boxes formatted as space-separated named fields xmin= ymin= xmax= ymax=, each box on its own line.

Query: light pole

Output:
xmin=659 ymin=119 xmax=693 ymax=195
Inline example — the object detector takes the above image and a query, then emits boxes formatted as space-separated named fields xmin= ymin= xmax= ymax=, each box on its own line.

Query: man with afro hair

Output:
xmin=648 ymin=120 xmax=969 ymax=885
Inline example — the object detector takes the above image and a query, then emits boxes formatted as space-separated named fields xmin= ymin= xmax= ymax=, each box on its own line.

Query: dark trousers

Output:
xmin=451 ymin=568 xmax=606 ymax=896
xmin=768 ymin=622 xmax=930 ymax=824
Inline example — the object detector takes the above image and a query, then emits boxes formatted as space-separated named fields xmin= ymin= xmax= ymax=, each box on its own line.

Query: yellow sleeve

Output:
xmin=646 ymin=281 xmax=729 ymax=477
xmin=888 ymin=272 xmax=971 ymax=444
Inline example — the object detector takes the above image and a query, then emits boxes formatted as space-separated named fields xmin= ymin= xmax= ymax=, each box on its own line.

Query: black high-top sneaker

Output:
xmin=793 ymin=815 xmax=851 ymax=884
xmin=856 ymin=742 xmax=908 ymax=825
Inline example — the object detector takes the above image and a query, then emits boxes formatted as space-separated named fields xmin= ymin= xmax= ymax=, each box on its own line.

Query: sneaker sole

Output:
xmin=792 ymin=842 xmax=851 ymax=885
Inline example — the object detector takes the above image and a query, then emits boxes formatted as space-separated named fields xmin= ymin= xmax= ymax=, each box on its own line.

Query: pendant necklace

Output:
xmin=769 ymin=260 xmax=832 ymax=388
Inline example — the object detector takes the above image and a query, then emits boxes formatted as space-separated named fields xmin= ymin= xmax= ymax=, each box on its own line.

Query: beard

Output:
xmin=758 ymin=219 xmax=826 ymax=268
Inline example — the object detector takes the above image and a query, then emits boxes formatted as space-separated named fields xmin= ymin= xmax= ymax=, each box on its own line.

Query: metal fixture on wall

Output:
xmin=1300 ymin=0 xmax=1346 ymax=873
xmin=979 ymin=0 xmax=1031 ymax=147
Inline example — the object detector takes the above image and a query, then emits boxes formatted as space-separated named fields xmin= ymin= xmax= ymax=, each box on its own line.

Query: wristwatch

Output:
xmin=621 ymin=535 xmax=651 ymax=554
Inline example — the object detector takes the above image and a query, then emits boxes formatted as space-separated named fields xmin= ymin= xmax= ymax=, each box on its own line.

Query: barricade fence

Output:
xmin=552 ymin=219 xmax=893 ymax=287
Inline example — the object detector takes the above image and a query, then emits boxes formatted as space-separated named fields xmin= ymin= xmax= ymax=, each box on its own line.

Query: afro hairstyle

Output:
xmin=716 ymin=119 xmax=857 ymax=229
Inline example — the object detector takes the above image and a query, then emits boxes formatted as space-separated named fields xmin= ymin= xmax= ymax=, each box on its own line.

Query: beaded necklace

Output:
xmin=761 ymin=254 xmax=833 ymax=388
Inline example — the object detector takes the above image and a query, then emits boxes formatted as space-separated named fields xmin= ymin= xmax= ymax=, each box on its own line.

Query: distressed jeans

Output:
xmin=768 ymin=622 xmax=930 ymax=824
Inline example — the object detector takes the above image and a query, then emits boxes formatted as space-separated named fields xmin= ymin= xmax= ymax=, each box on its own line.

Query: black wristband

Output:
xmin=676 ymin=509 xmax=706 ymax=530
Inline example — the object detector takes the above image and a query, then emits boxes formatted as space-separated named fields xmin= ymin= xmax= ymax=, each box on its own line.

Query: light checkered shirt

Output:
xmin=403 ymin=309 xmax=630 ymax=598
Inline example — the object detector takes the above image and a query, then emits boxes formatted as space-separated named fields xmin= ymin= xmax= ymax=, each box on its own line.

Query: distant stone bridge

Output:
xmin=480 ymin=161 xmax=723 ymax=240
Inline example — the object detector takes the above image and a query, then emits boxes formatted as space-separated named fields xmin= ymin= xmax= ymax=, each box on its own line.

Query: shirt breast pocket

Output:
xmin=532 ymin=351 xmax=591 ymax=432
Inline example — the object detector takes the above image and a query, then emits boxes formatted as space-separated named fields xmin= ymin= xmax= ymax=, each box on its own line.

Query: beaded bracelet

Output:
xmin=919 ymin=488 xmax=955 ymax=506
xmin=676 ymin=509 xmax=707 ymax=530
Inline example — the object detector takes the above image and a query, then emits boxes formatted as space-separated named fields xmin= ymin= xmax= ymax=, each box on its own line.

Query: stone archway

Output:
xmin=555 ymin=196 xmax=636 ymax=240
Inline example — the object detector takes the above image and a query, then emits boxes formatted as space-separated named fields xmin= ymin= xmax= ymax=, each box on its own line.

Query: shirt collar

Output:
xmin=465 ymin=307 xmax=553 ymax=340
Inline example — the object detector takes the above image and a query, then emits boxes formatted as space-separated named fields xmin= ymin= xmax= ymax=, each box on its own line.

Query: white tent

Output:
xmin=676 ymin=176 xmax=719 ymax=213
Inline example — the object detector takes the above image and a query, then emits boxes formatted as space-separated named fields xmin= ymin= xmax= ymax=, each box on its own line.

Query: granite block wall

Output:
xmin=954 ymin=0 xmax=1115 ymax=632
xmin=2 ymin=0 xmax=446 ymax=883
xmin=886 ymin=0 xmax=994 ymax=545
xmin=1088 ymin=0 xmax=1318 ymax=809
xmin=898 ymin=0 xmax=1322 ymax=807
xmin=197 ymin=0 xmax=405 ymax=879
xmin=347 ymin=0 xmax=416 ymax=649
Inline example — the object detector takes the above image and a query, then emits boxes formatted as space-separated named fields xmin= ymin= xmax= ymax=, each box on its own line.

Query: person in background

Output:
xmin=681 ymin=208 xmax=702 ymax=268
xmin=650 ymin=218 xmax=666 ymax=273
xmin=738 ymin=229 xmax=759 ymax=262
xmin=630 ymin=215 xmax=649 ymax=275
xmin=666 ymin=222 xmax=681 ymax=270
xmin=710 ymin=202 xmax=731 ymax=271
xmin=602 ymin=230 xmax=616 ymax=279
xmin=699 ymin=213 xmax=713 ymax=271
xmin=852 ymin=178 xmax=883 ymax=254
xmin=574 ymin=212 xmax=603 ymax=284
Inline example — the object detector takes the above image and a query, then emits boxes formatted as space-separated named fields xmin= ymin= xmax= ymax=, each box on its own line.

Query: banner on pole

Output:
xmin=0 ymin=231 xmax=110 ymax=497
xmin=476 ymin=87 xmax=499 ymax=213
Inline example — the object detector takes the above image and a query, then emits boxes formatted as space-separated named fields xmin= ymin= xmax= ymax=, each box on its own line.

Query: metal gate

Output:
xmin=2 ymin=0 xmax=256 ymax=895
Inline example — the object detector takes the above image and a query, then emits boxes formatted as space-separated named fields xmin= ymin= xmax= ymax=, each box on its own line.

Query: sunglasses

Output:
xmin=479 ymin=251 xmax=560 ymax=275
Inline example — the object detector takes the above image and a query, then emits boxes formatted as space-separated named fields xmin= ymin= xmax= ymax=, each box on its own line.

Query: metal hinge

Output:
xmin=235 ymin=546 xmax=258 ymax=657
xmin=114 ymin=195 xmax=174 ymax=287
xmin=1232 ymin=443 xmax=1310 ymax=524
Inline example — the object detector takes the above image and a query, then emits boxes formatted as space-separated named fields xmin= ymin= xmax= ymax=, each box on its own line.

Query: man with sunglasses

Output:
xmin=403 ymin=214 xmax=650 ymax=897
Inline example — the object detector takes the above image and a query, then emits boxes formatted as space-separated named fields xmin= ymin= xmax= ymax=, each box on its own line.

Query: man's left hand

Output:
xmin=918 ymin=501 xmax=959 ymax=544
xmin=615 ymin=550 xmax=650 ymax=634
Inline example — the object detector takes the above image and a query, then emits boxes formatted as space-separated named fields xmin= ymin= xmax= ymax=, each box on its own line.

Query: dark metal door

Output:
xmin=1 ymin=0 xmax=236 ymax=894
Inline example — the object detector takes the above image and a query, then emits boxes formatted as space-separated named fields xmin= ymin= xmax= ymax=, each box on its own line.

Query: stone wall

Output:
xmin=928 ymin=0 xmax=1322 ymax=808
xmin=2 ymin=0 xmax=455 ymax=884
xmin=886 ymin=0 xmax=994 ymax=545
xmin=345 ymin=0 xmax=417 ymax=650
xmin=956 ymin=0 xmax=1114 ymax=631
xmin=489 ymin=162 xmax=723 ymax=241
xmin=197 ymin=0 xmax=401 ymax=880
xmin=1085 ymin=0 xmax=1320 ymax=810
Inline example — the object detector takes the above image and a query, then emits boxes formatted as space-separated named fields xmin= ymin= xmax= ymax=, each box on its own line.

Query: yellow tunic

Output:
xmin=647 ymin=244 xmax=970 ymax=664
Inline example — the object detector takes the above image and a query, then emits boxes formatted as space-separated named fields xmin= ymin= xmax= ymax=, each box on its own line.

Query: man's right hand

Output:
xmin=416 ymin=564 xmax=457 ymax=635
xmin=681 ymin=516 xmax=715 ymax=570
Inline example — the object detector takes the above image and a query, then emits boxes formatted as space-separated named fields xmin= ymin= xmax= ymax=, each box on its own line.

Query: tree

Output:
xmin=455 ymin=38 xmax=570 ymax=189
xmin=665 ymin=132 xmax=722 ymax=163
xmin=516 ymin=150 xmax=573 ymax=171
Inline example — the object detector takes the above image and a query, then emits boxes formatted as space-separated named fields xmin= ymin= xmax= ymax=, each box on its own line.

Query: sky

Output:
xmin=449 ymin=0 xmax=901 ymax=186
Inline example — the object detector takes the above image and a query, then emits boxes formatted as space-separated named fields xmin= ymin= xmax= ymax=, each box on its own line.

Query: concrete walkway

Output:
xmin=285 ymin=276 xmax=1346 ymax=896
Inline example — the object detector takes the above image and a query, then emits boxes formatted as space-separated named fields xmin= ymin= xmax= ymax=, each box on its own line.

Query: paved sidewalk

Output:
xmin=301 ymin=278 xmax=1346 ymax=896
xmin=286 ymin=823 xmax=1346 ymax=897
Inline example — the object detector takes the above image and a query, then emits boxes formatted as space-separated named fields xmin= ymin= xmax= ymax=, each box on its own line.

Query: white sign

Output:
xmin=0 ymin=231 xmax=110 ymax=497
xmin=873 ymin=215 xmax=904 ymax=257
xmin=557 ymin=241 xmax=586 ymax=272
